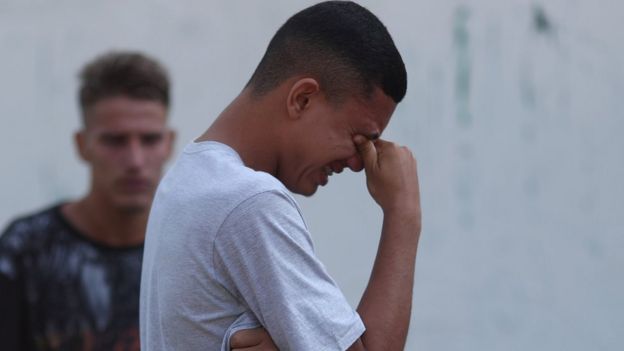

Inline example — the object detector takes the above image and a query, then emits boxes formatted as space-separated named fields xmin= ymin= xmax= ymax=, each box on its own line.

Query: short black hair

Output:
xmin=247 ymin=1 xmax=407 ymax=103
xmin=78 ymin=51 xmax=170 ymax=122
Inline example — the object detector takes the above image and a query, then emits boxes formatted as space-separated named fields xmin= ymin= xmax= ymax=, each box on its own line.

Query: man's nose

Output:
xmin=124 ymin=139 xmax=146 ymax=168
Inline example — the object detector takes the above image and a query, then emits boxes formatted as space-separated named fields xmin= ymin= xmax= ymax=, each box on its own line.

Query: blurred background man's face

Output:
xmin=78 ymin=96 xmax=173 ymax=213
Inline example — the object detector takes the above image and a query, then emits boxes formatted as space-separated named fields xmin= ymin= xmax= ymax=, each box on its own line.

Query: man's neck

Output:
xmin=61 ymin=195 xmax=148 ymax=247
xmin=196 ymin=88 xmax=285 ymax=176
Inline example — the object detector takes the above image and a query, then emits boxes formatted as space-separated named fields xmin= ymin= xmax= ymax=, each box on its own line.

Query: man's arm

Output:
xmin=214 ymin=190 xmax=366 ymax=350
xmin=230 ymin=327 xmax=278 ymax=351
xmin=348 ymin=136 xmax=421 ymax=351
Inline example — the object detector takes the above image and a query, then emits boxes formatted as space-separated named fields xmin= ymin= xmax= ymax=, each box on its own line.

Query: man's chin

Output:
xmin=288 ymin=184 xmax=318 ymax=197
xmin=118 ymin=204 xmax=149 ymax=214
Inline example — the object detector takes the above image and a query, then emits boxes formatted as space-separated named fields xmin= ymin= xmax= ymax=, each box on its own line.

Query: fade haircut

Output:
xmin=247 ymin=1 xmax=407 ymax=104
xmin=78 ymin=51 xmax=170 ymax=124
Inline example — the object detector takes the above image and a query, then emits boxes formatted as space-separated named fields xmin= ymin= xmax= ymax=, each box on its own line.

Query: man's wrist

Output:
xmin=382 ymin=206 xmax=421 ymax=231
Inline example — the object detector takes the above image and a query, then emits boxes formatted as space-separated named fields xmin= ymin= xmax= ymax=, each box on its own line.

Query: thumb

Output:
xmin=354 ymin=135 xmax=377 ymax=172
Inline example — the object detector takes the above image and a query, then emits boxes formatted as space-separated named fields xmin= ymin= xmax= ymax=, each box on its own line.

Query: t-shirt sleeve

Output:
xmin=213 ymin=190 xmax=365 ymax=351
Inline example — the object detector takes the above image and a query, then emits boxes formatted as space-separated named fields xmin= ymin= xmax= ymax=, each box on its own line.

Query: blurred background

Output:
xmin=1 ymin=0 xmax=622 ymax=349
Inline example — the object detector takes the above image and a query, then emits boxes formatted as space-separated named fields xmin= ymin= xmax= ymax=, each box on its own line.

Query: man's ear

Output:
xmin=286 ymin=78 xmax=320 ymax=120
xmin=75 ymin=130 xmax=90 ymax=162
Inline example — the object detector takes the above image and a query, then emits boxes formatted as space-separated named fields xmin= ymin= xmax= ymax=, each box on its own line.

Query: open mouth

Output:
xmin=317 ymin=161 xmax=348 ymax=187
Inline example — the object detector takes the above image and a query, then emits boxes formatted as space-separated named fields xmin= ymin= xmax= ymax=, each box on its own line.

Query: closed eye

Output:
xmin=366 ymin=132 xmax=380 ymax=141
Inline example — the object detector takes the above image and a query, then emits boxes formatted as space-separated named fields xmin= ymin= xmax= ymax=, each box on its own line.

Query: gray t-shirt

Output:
xmin=140 ymin=141 xmax=364 ymax=350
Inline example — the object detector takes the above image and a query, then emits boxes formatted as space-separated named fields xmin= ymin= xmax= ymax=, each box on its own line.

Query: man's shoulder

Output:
xmin=165 ymin=141 xmax=289 ymax=198
xmin=0 ymin=203 xmax=64 ymax=250
xmin=188 ymin=146 xmax=292 ymax=206
xmin=158 ymin=141 xmax=299 ymax=227
xmin=237 ymin=169 xmax=288 ymax=196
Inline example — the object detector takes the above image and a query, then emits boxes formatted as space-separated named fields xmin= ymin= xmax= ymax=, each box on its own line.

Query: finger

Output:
xmin=230 ymin=328 xmax=264 ymax=348
xmin=353 ymin=135 xmax=377 ymax=171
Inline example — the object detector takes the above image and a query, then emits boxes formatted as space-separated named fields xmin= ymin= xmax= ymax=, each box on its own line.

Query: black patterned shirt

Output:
xmin=0 ymin=204 xmax=143 ymax=351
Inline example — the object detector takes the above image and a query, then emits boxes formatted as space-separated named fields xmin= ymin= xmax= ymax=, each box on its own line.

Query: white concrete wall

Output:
xmin=1 ymin=1 xmax=622 ymax=349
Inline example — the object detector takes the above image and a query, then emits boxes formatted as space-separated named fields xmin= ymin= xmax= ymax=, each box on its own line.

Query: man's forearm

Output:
xmin=349 ymin=137 xmax=421 ymax=351
xmin=356 ymin=210 xmax=421 ymax=351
